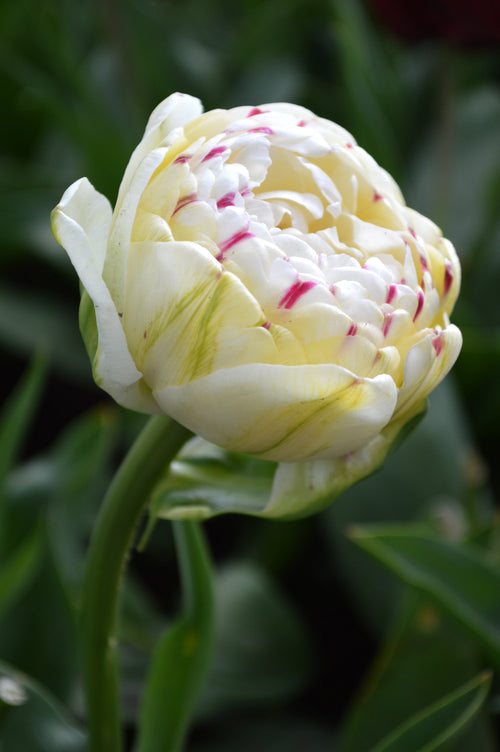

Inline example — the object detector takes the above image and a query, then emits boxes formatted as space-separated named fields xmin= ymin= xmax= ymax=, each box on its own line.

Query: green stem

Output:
xmin=134 ymin=521 xmax=215 ymax=752
xmin=81 ymin=415 xmax=192 ymax=752
xmin=173 ymin=520 xmax=214 ymax=630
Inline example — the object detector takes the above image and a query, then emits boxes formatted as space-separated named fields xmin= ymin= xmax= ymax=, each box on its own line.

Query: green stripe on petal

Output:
xmin=124 ymin=240 xmax=278 ymax=390
xmin=153 ymin=363 xmax=398 ymax=463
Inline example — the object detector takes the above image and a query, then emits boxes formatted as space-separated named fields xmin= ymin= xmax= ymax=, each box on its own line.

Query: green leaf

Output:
xmin=46 ymin=406 xmax=119 ymax=598
xmin=0 ymin=661 xmax=85 ymax=751
xmin=350 ymin=524 xmax=500 ymax=668
xmin=337 ymin=594 xmax=496 ymax=752
xmin=0 ymin=354 xmax=46 ymax=498
xmin=0 ymin=545 xmax=80 ymax=700
xmin=0 ymin=526 xmax=43 ymax=616
xmin=369 ymin=672 xmax=491 ymax=752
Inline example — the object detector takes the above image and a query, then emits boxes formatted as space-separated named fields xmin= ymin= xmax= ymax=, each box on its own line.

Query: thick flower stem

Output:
xmin=81 ymin=415 xmax=192 ymax=752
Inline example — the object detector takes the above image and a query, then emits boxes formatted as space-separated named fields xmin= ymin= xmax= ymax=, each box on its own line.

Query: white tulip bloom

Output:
xmin=52 ymin=93 xmax=461 ymax=517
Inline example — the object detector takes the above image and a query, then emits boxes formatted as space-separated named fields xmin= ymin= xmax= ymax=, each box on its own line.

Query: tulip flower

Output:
xmin=52 ymin=93 xmax=461 ymax=517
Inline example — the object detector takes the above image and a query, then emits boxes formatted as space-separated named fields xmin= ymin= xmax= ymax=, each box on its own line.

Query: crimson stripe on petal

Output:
xmin=217 ymin=192 xmax=236 ymax=210
xmin=383 ymin=313 xmax=393 ymax=338
xmin=413 ymin=290 xmax=424 ymax=321
xmin=173 ymin=193 xmax=197 ymax=215
xmin=217 ymin=227 xmax=255 ymax=261
xmin=433 ymin=332 xmax=444 ymax=357
xmin=443 ymin=263 xmax=453 ymax=297
xmin=386 ymin=284 xmax=397 ymax=304
xmin=249 ymin=126 xmax=274 ymax=135
xmin=278 ymin=280 xmax=317 ymax=309
xmin=202 ymin=146 xmax=228 ymax=162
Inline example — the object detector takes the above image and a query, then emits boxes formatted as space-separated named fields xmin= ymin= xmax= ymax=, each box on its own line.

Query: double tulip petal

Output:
xmin=52 ymin=93 xmax=462 ymax=517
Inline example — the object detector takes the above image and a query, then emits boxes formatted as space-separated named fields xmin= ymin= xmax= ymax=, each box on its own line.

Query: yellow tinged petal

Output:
xmin=153 ymin=364 xmax=397 ymax=462
xmin=395 ymin=325 xmax=462 ymax=421
xmin=124 ymin=240 xmax=280 ymax=389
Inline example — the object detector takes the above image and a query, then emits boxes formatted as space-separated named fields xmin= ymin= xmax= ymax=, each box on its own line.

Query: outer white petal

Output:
xmin=52 ymin=177 xmax=112 ymax=273
xmin=51 ymin=178 xmax=157 ymax=412
xmin=153 ymin=364 xmax=398 ymax=462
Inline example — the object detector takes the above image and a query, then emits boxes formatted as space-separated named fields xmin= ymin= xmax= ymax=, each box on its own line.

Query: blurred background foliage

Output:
xmin=1 ymin=0 xmax=500 ymax=749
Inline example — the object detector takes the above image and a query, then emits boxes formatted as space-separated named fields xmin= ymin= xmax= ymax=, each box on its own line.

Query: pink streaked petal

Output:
xmin=444 ymin=262 xmax=453 ymax=297
xmin=217 ymin=227 xmax=255 ymax=261
xmin=278 ymin=280 xmax=317 ymax=310
xmin=347 ymin=324 xmax=358 ymax=337
xmin=216 ymin=192 xmax=236 ymax=210
xmin=248 ymin=126 xmax=274 ymax=135
xmin=247 ymin=107 xmax=267 ymax=117
xmin=433 ymin=331 xmax=444 ymax=357
xmin=382 ymin=313 xmax=393 ymax=338
xmin=173 ymin=192 xmax=197 ymax=215
xmin=386 ymin=284 xmax=397 ymax=304
xmin=202 ymin=146 xmax=228 ymax=162
xmin=413 ymin=290 xmax=424 ymax=322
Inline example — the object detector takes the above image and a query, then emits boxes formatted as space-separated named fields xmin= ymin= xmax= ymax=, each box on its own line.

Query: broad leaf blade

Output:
xmin=0 ymin=526 xmax=43 ymax=616
xmin=351 ymin=525 xmax=500 ymax=668
xmin=337 ymin=594 xmax=496 ymax=752
xmin=0 ymin=354 xmax=46 ymax=496
xmin=370 ymin=672 xmax=491 ymax=752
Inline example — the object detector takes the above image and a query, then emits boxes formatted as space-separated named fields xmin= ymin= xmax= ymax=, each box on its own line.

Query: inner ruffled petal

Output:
xmin=133 ymin=102 xmax=459 ymax=390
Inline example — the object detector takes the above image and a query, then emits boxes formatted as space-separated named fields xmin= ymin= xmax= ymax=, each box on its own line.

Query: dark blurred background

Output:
xmin=1 ymin=1 xmax=500 ymax=750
